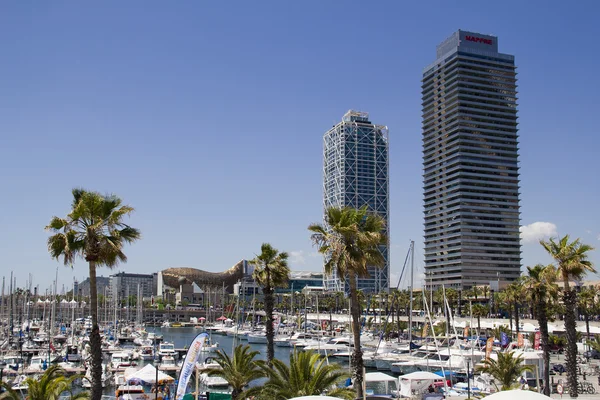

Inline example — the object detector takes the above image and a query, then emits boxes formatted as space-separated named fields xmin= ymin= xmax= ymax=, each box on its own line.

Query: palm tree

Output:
xmin=578 ymin=285 xmax=598 ymax=349
xmin=250 ymin=349 xmax=354 ymax=400
xmin=506 ymin=280 xmax=524 ymax=338
xmin=471 ymin=304 xmax=488 ymax=336
xmin=445 ymin=288 xmax=459 ymax=317
xmin=1 ymin=365 xmax=88 ymax=400
xmin=250 ymin=243 xmax=290 ymax=366
xmin=523 ymin=263 xmax=559 ymax=396
xmin=588 ymin=336 xmax=600 ymax=352
xmin=320 ymin=296 xmax=336 ymax=332
xmin=476 ymin=351 xmax=532 ymax=391
xmin=309 ymin=206 xmax=387 ymax=399
xmin=200 ymin=345 xmax=265 ymax=400
xmin=433 ymin=321 xmax=447 ymax=337
xmin=490 ymin=325 xmax=511 ymax=342
xmin=541 ymin=235 xmax=595 ymax=398
xmin=46 ymin=189 xmax=140 ymax=400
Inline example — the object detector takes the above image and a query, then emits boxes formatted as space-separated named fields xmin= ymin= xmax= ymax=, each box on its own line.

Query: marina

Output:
xmin=3 ymin=312 xmax=600 ymax=399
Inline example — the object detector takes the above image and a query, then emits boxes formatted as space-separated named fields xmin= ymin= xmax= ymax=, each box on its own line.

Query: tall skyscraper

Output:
xmin=322 ymin=110 xmax=389 ymax=293
xmin=422 ymin=30 xmax=521 ymax=290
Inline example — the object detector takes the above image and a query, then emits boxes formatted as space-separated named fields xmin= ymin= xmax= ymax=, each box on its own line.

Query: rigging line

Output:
xmin=373 ymin=242 xmax=412 ymax=356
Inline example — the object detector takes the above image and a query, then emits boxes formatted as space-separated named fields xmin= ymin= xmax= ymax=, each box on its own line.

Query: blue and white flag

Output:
xmin=176 ymin=332 xmax=208 ymax=400
xmin=501 ymin=331 xmax=509 ymax=347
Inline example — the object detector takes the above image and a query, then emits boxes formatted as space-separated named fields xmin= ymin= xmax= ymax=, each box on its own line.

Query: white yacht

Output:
xmin=199 ymin=373 xmax=230 ymax=393
xmin=159 ymin=355 xmax=179 ymax=372
xmin=110 ymin=352 xmax=134 ymax=369
xmin=140 ymin=345 xmax=154 ymax=361
xmin=247 ymin=332 xmax=267 ymax=344
xmin=274 ymin=332 xmax=314 ymax=347
xmin=304 ymin=336 xmax=353 ymax=356
xmin=2 ymin=355 xmax=24 ymax=370
xmin=373 ymin=346 xmax=413 ymax=371
xmin=25 ymin=355 xmax=46 ymax=372
xmin=158 ymin=342 xmax=177 ymax=358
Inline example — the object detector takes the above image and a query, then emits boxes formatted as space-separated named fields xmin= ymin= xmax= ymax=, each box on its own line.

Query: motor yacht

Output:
xmin=158 ymin=342 xmax=177 ymax=358
xmin=140 ymin=345 xmax=154 ymax=361
xmin=158 ymin=355 xmax=179 ymax=372
xmin=111 ymin=352 xmax=134 ymax=369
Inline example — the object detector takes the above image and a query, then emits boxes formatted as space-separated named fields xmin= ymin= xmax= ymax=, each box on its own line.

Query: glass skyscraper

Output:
xmin=422 ymin=30 xmax=521 ymax=290
xmin=322 ymin=110 xmax=389 ymax=293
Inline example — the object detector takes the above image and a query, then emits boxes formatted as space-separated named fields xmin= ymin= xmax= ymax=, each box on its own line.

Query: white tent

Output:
xmin=288 ymin=397 xmax=345 ymax=400
xmin=576 ymin=325 xmax=600 ymax=334
xmin=521 ymin=323 xmax=538 ymax=333
xmin=125 ymin=364 xmax=174 ymax=384
xmin=398 ymin=371 xmax=444 ymax=397
xmin=548 ymin=323 xmax=564 ymax=332
xmin=484 ymin=389 xmax=551 ymax=399
xmin=399 ymin=371 xmax=443 ymax=380
xmin=453 ymin=320 xmax=467 ymax=328
xmin=365 ymin=372 xmax=399 ymax=397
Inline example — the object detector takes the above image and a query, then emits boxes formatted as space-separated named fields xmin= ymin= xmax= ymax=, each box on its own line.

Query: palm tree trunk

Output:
xmin=396 ymin=307 xmax=401 ymax=343
xmin=585 ymin=313 xmax=590 ymax=351
xmin=88 ymin=261 xmax=102 ymax=400
xmin=508 ymin=302 xmax=513 ymax=334
xmin=264 ymin=286 xmax=275 ymax=367
xmin=349 ymin=274 xmax=364 ymax=399
xmin=563 ymin=289 xmax=579 ymax=398
xmin=538 ymin=300 xmax=551 ymax=396
xmin=477 ymin=315 xmax=481 ymax=336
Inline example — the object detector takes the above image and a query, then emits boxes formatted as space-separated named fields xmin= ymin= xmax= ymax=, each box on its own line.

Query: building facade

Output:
xmin=109 ymin=272 xmax=157 ymax=300
xmin=277 ymin=271 xmax=324 ymax=294
xmin=322 ymin=110 xmax=390 ymax=294
xmin=78 ymin=276 xmax=110 ymax=298
xmin=422 ymin=30 xmax=521 ymax=290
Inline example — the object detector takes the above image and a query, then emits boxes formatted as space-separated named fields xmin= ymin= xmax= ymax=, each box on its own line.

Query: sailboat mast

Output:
xmin=71 ymin=277 xmax=75 ymax=344
xmin=1 ymin=277 xmax=4 ymax=337
xmin=409 ymin=240 xmax=414 ymax=349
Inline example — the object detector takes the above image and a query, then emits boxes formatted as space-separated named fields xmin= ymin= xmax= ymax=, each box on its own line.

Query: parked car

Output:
xmin=584 ymin=349 xmax=600 ymax=359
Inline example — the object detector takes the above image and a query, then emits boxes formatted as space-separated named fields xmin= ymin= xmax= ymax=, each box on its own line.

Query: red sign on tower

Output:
xmin=465 ymin=35 xmax=493 ymax=45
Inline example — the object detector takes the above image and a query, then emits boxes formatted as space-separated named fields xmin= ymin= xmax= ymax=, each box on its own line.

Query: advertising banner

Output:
xmin=176 ymin=332 xmax=208 ymax=400
xmin=518 ymin=332 xmax=524 ymax=348
xmin=422 ymin=322 xmax=429 ymax=338
xmin=485 ymin=337 xmax=494 ymax=360
xmin=534 ymin=331 xmax=541 ymax=350
xmin=463 ymin=326 xmax=469 ymax=338
xmin=501 ymin=332 xmax=509 ymax=347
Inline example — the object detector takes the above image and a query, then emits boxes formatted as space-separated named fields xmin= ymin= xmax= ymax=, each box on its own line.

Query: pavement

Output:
xmin=546 ymin=352 xmax=600 ymax=399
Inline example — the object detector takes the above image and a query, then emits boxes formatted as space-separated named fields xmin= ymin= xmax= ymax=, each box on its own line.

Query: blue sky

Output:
xmin=1 ymin=1 xmax=599 ymax=294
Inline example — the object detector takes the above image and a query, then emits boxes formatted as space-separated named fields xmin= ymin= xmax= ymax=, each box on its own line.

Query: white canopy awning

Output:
xmin=484 ymin=389 xmax=551 ymax=400
xmin=576 ymin=325 xmax=600 ymax=334
xmin=289 ymin=397 xmax=346 ymax=400
xmin=521 ymin=322 xmax=538 ymax=333
xmin=125 ymin=364 xmax=174 ymax=384
xmin=366 ymin=372 xmax=398 ymax=382
xmin=398 ymin=371 xmax=443 ymax=381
